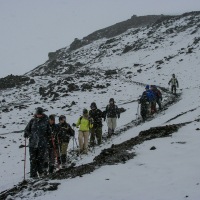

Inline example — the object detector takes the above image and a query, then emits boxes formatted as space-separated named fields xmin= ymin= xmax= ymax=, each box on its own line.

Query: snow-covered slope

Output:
xmin=0 ymin=11 xmax=200 ymax=200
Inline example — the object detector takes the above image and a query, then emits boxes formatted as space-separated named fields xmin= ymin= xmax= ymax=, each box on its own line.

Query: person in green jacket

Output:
xmin=76 ymin=109 xmax=93 ymax=154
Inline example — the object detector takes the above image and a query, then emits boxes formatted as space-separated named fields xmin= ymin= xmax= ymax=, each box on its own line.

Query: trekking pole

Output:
xmin=23 ymin=138 xmax=27 ymax=181
xmin=137 ymin=102 xmax=140 ymax=120
xmin=74 ymin=136 xmax=78 ymax=148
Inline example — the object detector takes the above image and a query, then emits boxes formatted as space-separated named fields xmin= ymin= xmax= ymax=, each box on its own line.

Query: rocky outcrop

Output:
xmin=69 ymin=15 xmax=167 ymax=51
xmin=0 ymin=75 xmax=33 ymax=90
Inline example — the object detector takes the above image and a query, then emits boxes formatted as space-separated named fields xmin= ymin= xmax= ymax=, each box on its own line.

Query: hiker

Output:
xmin=76 ymin=109 xmax=93 ymax=154
xmin=24 ymin=107 xmax=51 ymax=178
xmin=48 ymin=114 xmax=60 ymax=173
xmin=103 ymin=98 xmax=120 ymax=137
xmin=57 ymin=115 xmax=74 ymax=167
xmin=139 ymin=85 xmax=156 ymax=120
xmin=150 ymin=85 xmax=162 ymax=110
xmin=168 ymin=74 xmax=179 ymax=94
xmin=89 ymin=102 xmax=104 ymax=146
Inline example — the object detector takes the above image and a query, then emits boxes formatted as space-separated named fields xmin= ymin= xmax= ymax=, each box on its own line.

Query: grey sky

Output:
xmin=0 ymin=0 xmax=200 ymax=78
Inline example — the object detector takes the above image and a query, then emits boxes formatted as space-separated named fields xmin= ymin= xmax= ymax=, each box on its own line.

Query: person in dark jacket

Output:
xmin=24 ymin=107 xmax=51 ymax=178
xmin=89 ymin=102 xmax=104 ymax=146
xmin=57 ymin=115 xmax=74 ymax=166
xmin=48 ymin=114 xmax=60 ymax=173
xmin=150 ymin=85 xmax=162 ymax=110
xmin=104 ymin=98 xmax=120 ymax=137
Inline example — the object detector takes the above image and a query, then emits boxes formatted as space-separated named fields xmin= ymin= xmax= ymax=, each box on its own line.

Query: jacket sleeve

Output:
xmin=116 ymin=106 xmax=120 ymax=118
xmin=24 ymin=118 xmax=33 ymax=138
xmin=69 ymin=124 xmax=75 ymax=137
xmin=176 ymin=79 xmax=179 ymax=87
xmin=46 ymin=123 xmax=52 ymax=142
xmin=76 ymin=117 xmax=81 ymax=127
xmin=102 ymin=110 xmax=107 ymax=119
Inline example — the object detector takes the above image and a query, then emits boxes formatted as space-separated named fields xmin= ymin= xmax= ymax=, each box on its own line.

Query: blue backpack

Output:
xmin=146 ymin=90 xmax=155 ymax=102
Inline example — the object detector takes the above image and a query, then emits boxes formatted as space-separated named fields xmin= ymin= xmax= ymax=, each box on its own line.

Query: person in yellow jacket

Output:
xmin=76 ymin=109 xmax=93 ymax=154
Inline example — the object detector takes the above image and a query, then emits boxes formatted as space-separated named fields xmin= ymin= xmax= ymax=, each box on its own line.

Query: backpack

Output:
xmin=155 ymin=89 xmax=162 ymax=98
xmin=146 ymin=90 xmax=155 ymax=102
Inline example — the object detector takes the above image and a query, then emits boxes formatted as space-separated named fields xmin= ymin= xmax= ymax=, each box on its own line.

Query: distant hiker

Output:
xmin=57 ymin=115 xmax=74 ymax=167
xmin=48 ymin=114 xmax=60 ymax=173
xmin=139 ymin=85 xmax=156 ymax=120
xmin=24 ymin=107 xmax=51 ymax=178
xmin=150 ymin=85 xmax=162 ymax=110
xmin=103 ymin=98 xmax=120 ymax=137
xmin=168 ymin=74 xmax=179 ymax=94
xmin=76 ymin=109 xmax=93 ymax=154
xmin=89 ymin=102 xmax=104 ymax=146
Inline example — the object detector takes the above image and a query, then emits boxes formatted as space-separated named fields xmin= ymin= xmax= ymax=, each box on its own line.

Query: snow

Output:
xmin=1 ymin=12 xmax=200 ymax=200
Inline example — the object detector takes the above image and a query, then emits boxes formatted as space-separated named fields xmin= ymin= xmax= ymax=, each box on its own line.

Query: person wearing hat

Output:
xmin=57 ymin=115 xmax=74 ymax=167
xmin=103 ymin=98 xmax=120 ymax=137
xmin=76 ymin=109 xmax=93 ymax=154
xmin=168 ymin=74 xmax=179 ymax=94
xmin=89 ymin=102 xmax=104 ymax=146
xmin=24 ymin=107 xmax=51 ymax=178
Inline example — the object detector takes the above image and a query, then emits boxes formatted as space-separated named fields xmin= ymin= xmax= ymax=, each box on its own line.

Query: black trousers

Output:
xmin=171 ymin=85 xmax=177 ymax=94
xmin=29 ymin=146 xmax=46 ymax=177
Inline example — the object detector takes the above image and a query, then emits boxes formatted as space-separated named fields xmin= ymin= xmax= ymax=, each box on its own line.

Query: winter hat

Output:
xmin=145 ymin=85 xmax=149 ymax=89
xmin=83 ymin=108 xmax=88 ymax=114
xmin=90 ymin=102 xmax=97 ymax=109
xmin=35 ymin=107 xmax=44 ymax=115
xmin=109 ymin=98 xmax=114 ymax=103
xmin=59 ymin=115 xmax=66 ymax=121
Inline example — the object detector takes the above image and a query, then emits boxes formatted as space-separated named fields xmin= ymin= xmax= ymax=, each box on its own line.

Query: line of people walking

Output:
xmin=139 ymin=74 xmax=179 ymax=121
xmin=24 ymin=74 xmax=178 ymax=178
xmin=24 ymin=98 xmax=120 ymax=178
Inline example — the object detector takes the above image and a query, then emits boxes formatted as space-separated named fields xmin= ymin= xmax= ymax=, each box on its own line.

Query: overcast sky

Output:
xmin=0 ymin=0 xmax=200 ymax=78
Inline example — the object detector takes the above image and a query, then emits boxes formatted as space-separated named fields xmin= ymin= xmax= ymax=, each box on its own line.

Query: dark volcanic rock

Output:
xmin=0 ymin=75 xmax=31 ymax=90
xmin=69 ymin=15 xmax=166 ymax=51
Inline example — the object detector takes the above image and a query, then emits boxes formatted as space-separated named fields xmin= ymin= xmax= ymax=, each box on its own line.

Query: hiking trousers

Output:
xmin=60 ymin=142 xmax=68 ymax=164
xmin=29 ymin=146 xmax=46 ymax=177
xmin=90 ymin=127 xmax=102 ymax=145
xmin=107 ymin=117 xmax=117 ymax=135
xmin=78 ymin=131 xmax=89 ymax=153
xmin=171 ymin=85 xmax=177 ymax=94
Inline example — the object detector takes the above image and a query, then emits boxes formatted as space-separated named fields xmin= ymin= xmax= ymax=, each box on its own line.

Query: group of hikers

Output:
xmin=24 ymin=74 xmax=179 ymax=178
xmin=139 ymin=73 xmax=179 ymax=121
xmin=24 ymin=98 xmax=120 ymax=178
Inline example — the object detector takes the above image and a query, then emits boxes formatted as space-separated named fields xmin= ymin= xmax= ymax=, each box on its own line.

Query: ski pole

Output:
xmin=24 ymin=138 xmax=27 ymax=181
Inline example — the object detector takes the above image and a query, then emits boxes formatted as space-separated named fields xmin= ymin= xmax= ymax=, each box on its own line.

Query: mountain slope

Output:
xmin=0 ymin=11 xmax=200 ymax=199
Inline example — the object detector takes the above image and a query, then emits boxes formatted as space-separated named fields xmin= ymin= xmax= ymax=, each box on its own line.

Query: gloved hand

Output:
xmin=118 ymin=115 xmax=120 ymax=119
xmin=89 ymin=118 xmax=94 ymax=124
xmin=72 ymin=123 xmax=76 ymax=127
